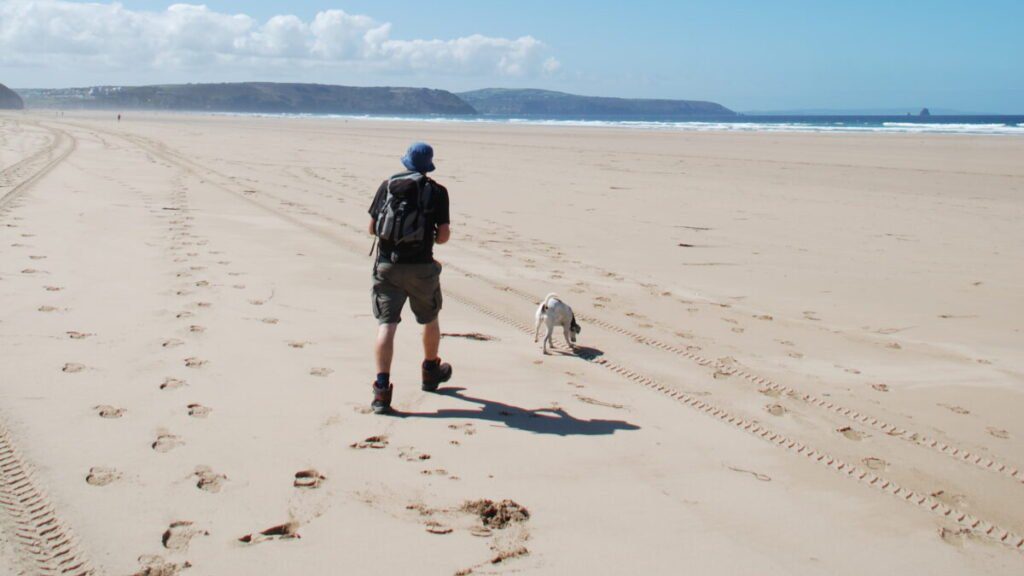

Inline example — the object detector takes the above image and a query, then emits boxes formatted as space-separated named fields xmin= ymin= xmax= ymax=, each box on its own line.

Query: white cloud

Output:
xmin=0 ymin=1 xmax=560 ymax=78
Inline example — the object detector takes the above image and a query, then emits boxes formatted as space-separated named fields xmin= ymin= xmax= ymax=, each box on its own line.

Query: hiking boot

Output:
xmin=421 ymin=359 xmax=452 ymax=392
xmin=371 ymin=382 xmax=393 ymax=414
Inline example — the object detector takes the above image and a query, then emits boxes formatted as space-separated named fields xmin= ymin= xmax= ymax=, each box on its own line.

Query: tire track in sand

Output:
xmin=0 ymin=119 xmax=93 ymax=575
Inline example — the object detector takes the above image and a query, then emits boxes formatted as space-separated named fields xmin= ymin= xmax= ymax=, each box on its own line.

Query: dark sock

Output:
xmin=375 ymin=373 xmax=390 ymax=388
xmin=423 ymin=358 xmax=440 ymax=370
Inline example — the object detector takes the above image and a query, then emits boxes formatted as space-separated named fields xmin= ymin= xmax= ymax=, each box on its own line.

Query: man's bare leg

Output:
xmin=375 ymin=323 xmax=399 ymax=375
xmin=423 ymin=318 xmax=441 ymax=361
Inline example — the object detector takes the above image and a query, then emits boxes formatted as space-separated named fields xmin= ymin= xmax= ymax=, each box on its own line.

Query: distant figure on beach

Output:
xmin=367 ymin=142 xmax=452 ymax=414
xmin=117 ymin=113 xmax=121 ymax=122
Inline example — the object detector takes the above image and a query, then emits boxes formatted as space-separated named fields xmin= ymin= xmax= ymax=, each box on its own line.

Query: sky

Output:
xmin=1 ymin=0 xmax=1022 ymax=113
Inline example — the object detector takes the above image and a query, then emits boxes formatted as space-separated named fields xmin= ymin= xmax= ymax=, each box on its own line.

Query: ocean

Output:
xmin=261 ymin=113 xmax=1024 ymax=135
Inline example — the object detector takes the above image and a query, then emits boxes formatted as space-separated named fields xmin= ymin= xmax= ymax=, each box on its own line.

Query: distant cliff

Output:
xmin=18 ymin=83 xmax=476 ymax=115
xmin=459 ymin=88 xmax=735 ymax=117
xmin=0 ymin=83 xmax=24 ymax=110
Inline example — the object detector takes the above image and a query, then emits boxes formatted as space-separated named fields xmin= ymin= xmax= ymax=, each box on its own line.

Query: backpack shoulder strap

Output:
xmin=420 ymin=176 xmax=434 ymax=213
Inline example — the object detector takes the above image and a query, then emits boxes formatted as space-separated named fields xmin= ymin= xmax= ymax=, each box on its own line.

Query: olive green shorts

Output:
xmin=371 ymin=261 xmax=443 ymax=325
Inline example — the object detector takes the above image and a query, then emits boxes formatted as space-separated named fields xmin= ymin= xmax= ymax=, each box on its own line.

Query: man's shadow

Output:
xmin=392 ymin=387 xmax=639 ymax=437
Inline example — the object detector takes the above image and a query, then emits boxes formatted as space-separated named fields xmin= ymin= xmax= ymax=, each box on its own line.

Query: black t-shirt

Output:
xmin=368 ymin=171 xmax=450 ymax=264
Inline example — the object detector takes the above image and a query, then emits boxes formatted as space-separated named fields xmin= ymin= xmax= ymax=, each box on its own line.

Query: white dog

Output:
xmin=534 ymin=293 xmax=581 ymax=354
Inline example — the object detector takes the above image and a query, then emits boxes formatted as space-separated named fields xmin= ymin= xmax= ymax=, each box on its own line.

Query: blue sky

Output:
xmin=2 ymin=0 xmax=1022 ymax=112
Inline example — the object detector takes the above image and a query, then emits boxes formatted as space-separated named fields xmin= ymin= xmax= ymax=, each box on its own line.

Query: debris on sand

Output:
xmin=462 ymin=499 xmax=530 ymax=529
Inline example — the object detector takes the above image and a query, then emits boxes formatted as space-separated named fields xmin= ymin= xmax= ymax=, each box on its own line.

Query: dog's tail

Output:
xmin=539 ymin=292 xmax=559 ymax=313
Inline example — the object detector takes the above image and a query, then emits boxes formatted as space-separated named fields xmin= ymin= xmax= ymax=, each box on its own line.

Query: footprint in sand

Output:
xmin=309 ymin=367 xmax=333 ymax=377
xmin=184 ymin=357 xmax=207 ymax=368
xmin=28 ymin=255 xmax=46 ymax=260
xmin=248 ymin=299 xmax=265 ymax=306
xmin=238 ymin=522 xmax=300 ymax=544
xmin=939 ymin=403 xmax=970 ymax=415
xmin=931 ymin=490 xmax=967 ymax=507
xmin=758 ymin=387 xmax=781 ymax=398
xmin=938 ymin=526 xmax=972 ymax=548
xmin=871 ymin=383 xmax=890 ymax=392
xmin=43 ymin=286 xmax=63 ymax=292
xmin=398 ymin=448 xmax=431 ymax=462
xmin=836 ymin=426 xmax=865 ymax=441
xmin=62 ymin=362 xmax=85 ymax=373
xmin=85 ymin=466 xmax=120 ymax=486
xmin=351 ymin=435 xmax=388 ymax=449
xmin=448 ymin=423 xmax=476 ymax=436
xmin=765 ymin=403 xmax=787 ymax=416
xmin=189 ymin=325 xmax=205 ymax=333
xmin=194 ymin=302 xmax=212 ymax=308
xmin=986 ymin=427 xmax=1010 ymax=439
xmin=132 ymin=555 xmax=192 ymax=576
xmin=160 ymin=377 xmax=187 ymax=390
xmin=67 ymin=331 xmax=93 ymax=339
xmin=38 ymin=305 xmax=59 ymax=313
xmin=232 ymin=284 xmax=246 ymax=289
xmin=176 ymin=311 xmax=194 ymax=319
xmin=152 ymin=433 xmax=183 ymax=453
xmin=287 ymin=341 xmax=310 ymax=349
xmin=175 ymin=289 xmax=192 ymax=297
xmin=162 ymin=338 xmax=184 ymax=348
xmin=754 ymin=314 xmax=773 ymax=321
xmin=862 ymin=457 xmax=888 ymax=471
xmin=162 ymin=521 xmax=207 ymax=551
xmin=21 ymin=268 xmax=40 ymax=274
xmin=574 ymin=395 xmax=625 ymax=410
xmin=94 ymin=405 xmax=126 ymax=419
xmin=424 ymin=521 xmax=453 ymax=535
xmin=261 ymin=317 xmax=279 ymax=324
xmin=187 ymin=403 xmax=211 ymax=418
xmin=787 ymin=351 xmax=804 ymax=359
xmin=194 ymin=280 xmax=209 ymax=288
xmin=193 ymin=466 xmax=227 ymax=493
xmin=803 ymin=311 xmax=821 ymax=321
xmin=294 ymin=469 xmax=327 ymax=489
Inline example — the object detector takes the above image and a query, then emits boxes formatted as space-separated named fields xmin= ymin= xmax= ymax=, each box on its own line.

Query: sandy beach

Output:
xmin=1 ymin=111 xmax=1022 ymax=575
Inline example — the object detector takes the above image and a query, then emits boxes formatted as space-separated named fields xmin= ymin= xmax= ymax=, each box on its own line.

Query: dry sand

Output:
xmin=1 ymin=111 xmax=1022 ymax=575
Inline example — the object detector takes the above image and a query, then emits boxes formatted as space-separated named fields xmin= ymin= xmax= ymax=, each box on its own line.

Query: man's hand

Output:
xmin=436 ymin=223 xmax=451 ymax=244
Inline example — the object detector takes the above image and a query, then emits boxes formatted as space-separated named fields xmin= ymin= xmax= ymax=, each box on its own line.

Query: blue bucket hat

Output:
xmin=401 ymin=142 xmax=435 ymax=173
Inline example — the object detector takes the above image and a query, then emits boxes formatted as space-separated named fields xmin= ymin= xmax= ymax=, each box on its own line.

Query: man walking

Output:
xmin=367 ymin=142 xmax=452 ymax=414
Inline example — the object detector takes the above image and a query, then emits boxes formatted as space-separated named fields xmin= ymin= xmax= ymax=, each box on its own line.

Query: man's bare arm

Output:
xmin=368 ymin=219 xmax=376 ymax=235
xmin=436 ymin=223 xmax=451 ymax=245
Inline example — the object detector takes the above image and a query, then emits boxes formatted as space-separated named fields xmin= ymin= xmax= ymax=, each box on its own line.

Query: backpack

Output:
xmin=372 ymin=172 xmax=434 ymax=258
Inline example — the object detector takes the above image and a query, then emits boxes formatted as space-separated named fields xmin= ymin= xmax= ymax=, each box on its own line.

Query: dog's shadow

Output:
xmin=392 ymin=387 xmax=639 ymax=436
xmin=545 ymin=344 xmax=604 ymax=360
